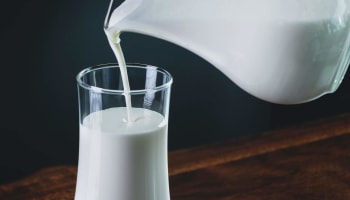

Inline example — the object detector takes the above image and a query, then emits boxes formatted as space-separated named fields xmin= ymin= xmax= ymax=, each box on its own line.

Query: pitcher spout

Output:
xmin=104 ymin=0 xmax=143 ymax=31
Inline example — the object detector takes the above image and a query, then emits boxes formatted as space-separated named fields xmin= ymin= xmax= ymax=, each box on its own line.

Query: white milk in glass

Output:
xmin=75 ymin=107 xmax=170 ymax=200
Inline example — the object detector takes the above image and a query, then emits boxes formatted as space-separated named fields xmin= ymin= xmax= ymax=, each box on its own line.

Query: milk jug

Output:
xmin=104 ymin=0 xmax=350 ymax=104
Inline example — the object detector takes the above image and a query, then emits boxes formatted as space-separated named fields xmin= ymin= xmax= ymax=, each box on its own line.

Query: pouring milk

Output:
xmin=74 ymin=34 xmax=172 ymax=199
xmin=74 ymin=3 xmax=172 ymax=200
xmin=75 ymin=1 xmax=350 ymax=199
xmin=105 ymin=0 xmax=350 ymax=104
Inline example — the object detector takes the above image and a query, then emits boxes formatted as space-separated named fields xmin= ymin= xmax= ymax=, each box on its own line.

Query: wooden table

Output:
xmin=1 ymin=113 xmax=350 ymax=200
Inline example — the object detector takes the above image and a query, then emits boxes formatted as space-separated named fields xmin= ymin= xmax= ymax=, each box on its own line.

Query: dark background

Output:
xmin=1 ymin=0 xmax=349 ymax=184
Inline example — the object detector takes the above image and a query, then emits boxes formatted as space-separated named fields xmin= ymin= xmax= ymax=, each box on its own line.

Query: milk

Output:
xmin=105 ymin=30 xmax=133 ymax=122
xmin=74 ymin=107 xmax=170 ymax=200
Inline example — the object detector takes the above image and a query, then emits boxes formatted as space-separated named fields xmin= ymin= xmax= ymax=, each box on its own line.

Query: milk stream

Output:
xmin=105 ymin=31 xmax=133 ymax=122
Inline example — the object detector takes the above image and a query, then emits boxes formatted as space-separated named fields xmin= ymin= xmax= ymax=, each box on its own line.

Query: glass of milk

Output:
xmin=75 ymin=63 xmax=173 ymax=200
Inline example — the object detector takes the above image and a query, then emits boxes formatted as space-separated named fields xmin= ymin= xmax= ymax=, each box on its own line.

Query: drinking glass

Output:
xmin=75 ymin=63 xmax=173 ymax=200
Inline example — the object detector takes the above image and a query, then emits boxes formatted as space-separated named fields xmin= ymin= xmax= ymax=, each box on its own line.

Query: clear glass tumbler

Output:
xmin=75 ymin=63 xmax=173 ymax=200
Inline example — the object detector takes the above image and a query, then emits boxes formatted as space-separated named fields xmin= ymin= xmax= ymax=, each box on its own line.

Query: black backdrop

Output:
xmin=1 ymin=0 xmax=349 ymax=184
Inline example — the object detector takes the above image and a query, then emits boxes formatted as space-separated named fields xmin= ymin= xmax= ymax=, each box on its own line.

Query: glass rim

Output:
xmin=76 ymin=63 xmax=173 ymax=95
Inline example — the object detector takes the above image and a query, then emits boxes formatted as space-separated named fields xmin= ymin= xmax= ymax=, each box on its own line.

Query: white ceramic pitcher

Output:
xmin=104 ymin=0 xmax=350 ymax=104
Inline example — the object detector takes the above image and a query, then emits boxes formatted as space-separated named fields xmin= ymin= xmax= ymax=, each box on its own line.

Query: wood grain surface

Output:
xmin=1 ymin=113 xmax=350 ymax=200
